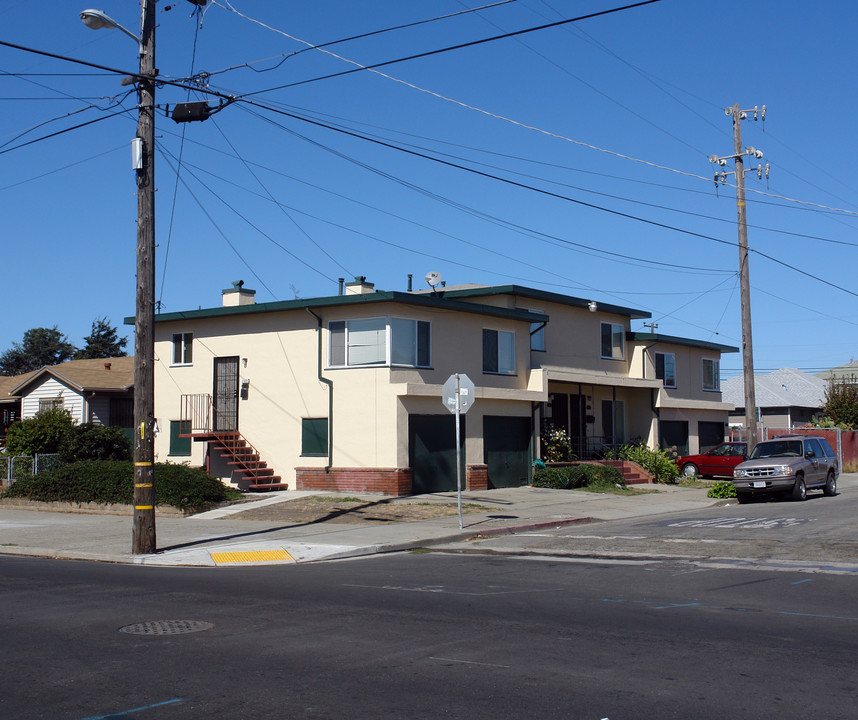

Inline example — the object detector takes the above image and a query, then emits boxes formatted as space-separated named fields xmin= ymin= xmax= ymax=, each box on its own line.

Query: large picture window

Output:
xmin=483 ymin=328 xmax=515 ymax=375
xmin=702 ymin=358 xmax=720 ymax=391
xmin=600 ymin=322 xmax=624 ymax=360
xmin=655 ymin=352 xmax=676 ymax=388
xmin=328 ymin=318 xmax=430 ymax=368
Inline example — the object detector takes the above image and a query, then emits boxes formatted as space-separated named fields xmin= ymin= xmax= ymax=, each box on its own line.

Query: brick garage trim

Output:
xmin=466 ymin=464 xmax=488 ymax=491
xmin=295 ymin=467 xmax=413 ymax=496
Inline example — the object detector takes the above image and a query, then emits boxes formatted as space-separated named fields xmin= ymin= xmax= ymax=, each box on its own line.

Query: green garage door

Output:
xmin=484 ymin=416 xmax=532 ymax=488
xmin=409 ymin=414 xmax=465 ymax=494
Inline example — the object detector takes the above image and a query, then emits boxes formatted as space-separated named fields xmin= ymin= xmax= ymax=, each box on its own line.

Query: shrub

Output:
xmin=2 ymin=460 xmax=242 ymax=510
xmin=541 ymin=422 xmax=576 ymax=462
xmin=606 ymin=443 xmax=680 ymax=484
xmin=4 ymin=407 xmax=75 ymax=455
xmin=532 ymin=463 xmax=625 ymax=490
xmin=58 ymin=423 xmax=131 ymax=463
xmin=707 ymin=480 xmax=737 ymax=499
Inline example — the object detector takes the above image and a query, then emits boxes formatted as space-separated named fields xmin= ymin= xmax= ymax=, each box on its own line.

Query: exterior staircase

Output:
xmin=180 ymin=394 xmax=288 ymax=491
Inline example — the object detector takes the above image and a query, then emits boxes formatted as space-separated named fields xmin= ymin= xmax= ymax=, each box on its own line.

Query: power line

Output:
xmin=203 ymin=0 xmax=521 ymax=79
xmin=230 ymin=0 xmax=664 ymax=97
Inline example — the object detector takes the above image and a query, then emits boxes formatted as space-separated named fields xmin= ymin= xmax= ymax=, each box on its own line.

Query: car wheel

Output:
xmin=823 ymin=472 xmax=837 ymax=497
xmin=791 ymin=475 xmax=807 ymax=501
xmin=681 ymin=463 xmax=699 ymax=478
xmin=736 ymin=492 xmax=751 ymax=504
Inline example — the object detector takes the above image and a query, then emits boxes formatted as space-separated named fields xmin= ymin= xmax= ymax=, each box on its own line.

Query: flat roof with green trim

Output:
xmin=124 ymin=290 xmax=549 ymax=326
xmin=627 ymin=331 xmax=739 ymax=354
xmin=434 ymin=284 xmax=651 ymax=319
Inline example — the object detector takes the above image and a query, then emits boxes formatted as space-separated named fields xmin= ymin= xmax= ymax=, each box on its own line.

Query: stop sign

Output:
xmin=442 ymin=373 xmax=475 ymax=414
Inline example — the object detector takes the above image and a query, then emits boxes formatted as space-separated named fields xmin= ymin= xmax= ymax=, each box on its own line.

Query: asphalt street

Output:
xmin=2 ymin=551 xmax=856 ymax=719
xmin=439 ymin=476 xmax=858 ymax=573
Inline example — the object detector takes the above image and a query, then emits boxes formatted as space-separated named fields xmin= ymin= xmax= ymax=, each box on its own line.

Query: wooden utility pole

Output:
xmin=710 ymin=104 xmax=766 ymax=453
xmin=133 ymin=0 xmax=157 ymax=554
xmin=730 ymin=103 xmax=758 ymax=454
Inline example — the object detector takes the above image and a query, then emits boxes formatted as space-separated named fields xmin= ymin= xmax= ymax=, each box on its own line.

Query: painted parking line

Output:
xmin=668 ymin=517 xmax=813 ymax=529
xmin=209 ymin=549 xmax=294 ymax=564
xmin=79 ymin=698 xmax=183 ymax=719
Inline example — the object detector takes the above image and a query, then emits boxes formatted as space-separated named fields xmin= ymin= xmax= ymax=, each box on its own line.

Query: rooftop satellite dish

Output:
xmin=425 ymin=271 xmax=443 ymax=288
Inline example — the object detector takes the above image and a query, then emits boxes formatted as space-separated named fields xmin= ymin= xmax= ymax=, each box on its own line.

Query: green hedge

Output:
xmin=2 ymin=460 xmax=242 ymax=510
xmin=532 ymin=463 xmax=625 ymax=490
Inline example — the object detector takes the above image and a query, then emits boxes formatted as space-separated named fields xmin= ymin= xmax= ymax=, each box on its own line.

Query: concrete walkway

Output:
xmin=0 ymin=483 xmax=719 ymax=566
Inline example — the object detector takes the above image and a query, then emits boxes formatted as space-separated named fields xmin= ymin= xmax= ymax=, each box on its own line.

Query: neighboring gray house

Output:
xmin=816 ymin=359 xmax=858 ymax=385
xmin=722 ymin=367 xmax=826 ymax=433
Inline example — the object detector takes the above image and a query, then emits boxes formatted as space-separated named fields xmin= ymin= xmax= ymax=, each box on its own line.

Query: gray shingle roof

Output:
xmin=722 ymin=367 xmax=826 ymax=410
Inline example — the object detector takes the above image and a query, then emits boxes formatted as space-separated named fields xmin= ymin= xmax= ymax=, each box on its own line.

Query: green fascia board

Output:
xmin=437 ymin=284 xmax=651 ymax=319
xmin=627 ymin=331 xmax=739 ymax=354
xmin=124 ymin=291 xmax=549 ymax=326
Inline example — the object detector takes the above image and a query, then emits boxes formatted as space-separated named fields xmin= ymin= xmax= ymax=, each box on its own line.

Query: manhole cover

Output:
xmin=118 ymin=620 xmax=214 ymax=636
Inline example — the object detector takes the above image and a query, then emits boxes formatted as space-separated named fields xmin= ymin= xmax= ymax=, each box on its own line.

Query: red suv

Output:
xmin=676 ymin=442 xmax=747 ymax=478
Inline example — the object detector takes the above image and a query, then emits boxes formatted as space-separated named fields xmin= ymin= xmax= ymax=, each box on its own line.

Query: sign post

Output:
xmin=442 ymin=373 xmax=475 ymax=528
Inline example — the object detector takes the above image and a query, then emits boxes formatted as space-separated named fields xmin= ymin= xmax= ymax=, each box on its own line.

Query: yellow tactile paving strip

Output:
xmin=210 ymin=549 xmax=294 ymax=564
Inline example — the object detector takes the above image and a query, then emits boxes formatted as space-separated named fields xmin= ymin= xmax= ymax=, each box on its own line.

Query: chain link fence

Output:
xmin=1 ymin=454 xmax=62 ymax=489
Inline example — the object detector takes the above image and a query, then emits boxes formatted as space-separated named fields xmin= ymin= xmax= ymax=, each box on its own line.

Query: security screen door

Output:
xmin=213 ymin=356 xmax=239 ymax=432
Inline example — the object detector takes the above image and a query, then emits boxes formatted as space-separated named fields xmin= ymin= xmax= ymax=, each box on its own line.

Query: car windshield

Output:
xmin=749 ymin=440 xmax=802 ymax=459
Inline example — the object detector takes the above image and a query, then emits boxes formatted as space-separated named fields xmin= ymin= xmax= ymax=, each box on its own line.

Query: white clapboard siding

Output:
xmin=21 ymin=375 xmax=85 ymax=423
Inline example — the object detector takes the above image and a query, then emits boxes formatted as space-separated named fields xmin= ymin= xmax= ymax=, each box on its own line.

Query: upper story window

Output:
xmin=655 ymin=352 xmax=676 ymax=388
xmin=483 ymin=328 xmax=515 ymax=375
xmin=328 ymin=317 xmax=430 ymax=368
xmin=600 ymin=322 xmax=624 ymax=360
xmin=518 ymin=307 xmax=545 ymax=351
xmin=702 ymin=358 xmax=720 ymax=391
xmin=172 ymin=332 xmax=193 ymax=365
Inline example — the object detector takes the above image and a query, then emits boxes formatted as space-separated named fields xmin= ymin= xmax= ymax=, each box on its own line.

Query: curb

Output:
xmin=471 ymin=516 xmax=592 ymax=537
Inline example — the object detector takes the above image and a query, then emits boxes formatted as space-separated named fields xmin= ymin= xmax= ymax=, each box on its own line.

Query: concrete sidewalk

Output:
xmin=0 ymin=483 xmax=719 ymax=567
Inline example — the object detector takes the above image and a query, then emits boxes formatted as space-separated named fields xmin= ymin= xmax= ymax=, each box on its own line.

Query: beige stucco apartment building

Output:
xmin=145 ymin=278 xmax=737 ymax=495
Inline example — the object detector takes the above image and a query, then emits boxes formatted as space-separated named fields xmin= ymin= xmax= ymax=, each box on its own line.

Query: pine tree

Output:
xmin=74 ymin=317 xmax=128 ymax=360
xmin=0 ymin=327 xmax=77 ymax=375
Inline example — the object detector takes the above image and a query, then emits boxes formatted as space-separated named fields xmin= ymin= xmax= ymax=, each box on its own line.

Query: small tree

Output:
xmin=74 ymin=318 xmax=128 ymax=359
xmin=0 ymin=327 xmax=76 ymax=375
xmin=4 ymin=407 xmax=75 ymax=455
xmin=821 ymin=378 xmax=858 ymax=429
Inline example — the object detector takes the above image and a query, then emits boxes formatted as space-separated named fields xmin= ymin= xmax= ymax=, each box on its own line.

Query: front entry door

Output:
xmin=213 ymin=356 xmax=239 ymax=432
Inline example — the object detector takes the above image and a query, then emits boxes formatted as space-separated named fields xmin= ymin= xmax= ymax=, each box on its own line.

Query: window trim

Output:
xmin=171 ymin=332 xmax=193 ymax=366
xmin=702 ymin=357 xmax=720 ymax=392
xmin=600 ymin=322 xmax=624 ymax=360
xmin=655 ymin=351 xmax=676 ymax=388
xmin=327 ymin=317 xmax=431 ymax=369
xmin=482 ymin=328 xmax=516 ymax=375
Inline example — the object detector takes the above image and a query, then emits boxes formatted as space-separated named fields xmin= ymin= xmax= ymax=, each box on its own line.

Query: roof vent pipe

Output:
xmin=407 ymin=274 xmax=413 ymax=292
xmin=338 ymin=278 xmax=344 ymax=296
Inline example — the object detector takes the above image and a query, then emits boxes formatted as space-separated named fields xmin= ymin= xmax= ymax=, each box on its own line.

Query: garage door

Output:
xmin=409 ymin=414 xmax=465 ymax=494
xmin=484 ymin=415 xmax=532 ymax=488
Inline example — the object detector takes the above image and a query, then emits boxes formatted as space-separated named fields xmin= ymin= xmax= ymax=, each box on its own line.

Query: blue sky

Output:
xmin=2 ymin=0 xmax=856 ymax=378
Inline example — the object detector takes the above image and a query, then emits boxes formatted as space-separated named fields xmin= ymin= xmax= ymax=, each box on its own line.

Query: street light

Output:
xmin=80 ymin=9 xmax=143 ymax=54
xmin=81 ymin=3 xmax=157 ymax=554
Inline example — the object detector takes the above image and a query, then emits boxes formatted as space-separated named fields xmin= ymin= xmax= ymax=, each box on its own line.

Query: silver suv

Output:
xmin=732 ymin=435 xmax=838 ymax=503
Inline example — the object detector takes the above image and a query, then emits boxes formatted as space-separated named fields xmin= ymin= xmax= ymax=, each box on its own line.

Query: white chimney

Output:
xmin=345 ymin=276 xmax=375 ymax=295
xmin=222 ymin=280 xmax=256 ymax=307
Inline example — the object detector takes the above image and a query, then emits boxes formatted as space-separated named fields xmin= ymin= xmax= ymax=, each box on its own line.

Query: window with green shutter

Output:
xmin=169 ymin=420 xmax=192 ymax=456
xmin=302 ymin=418 xmax=328 ymax=456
